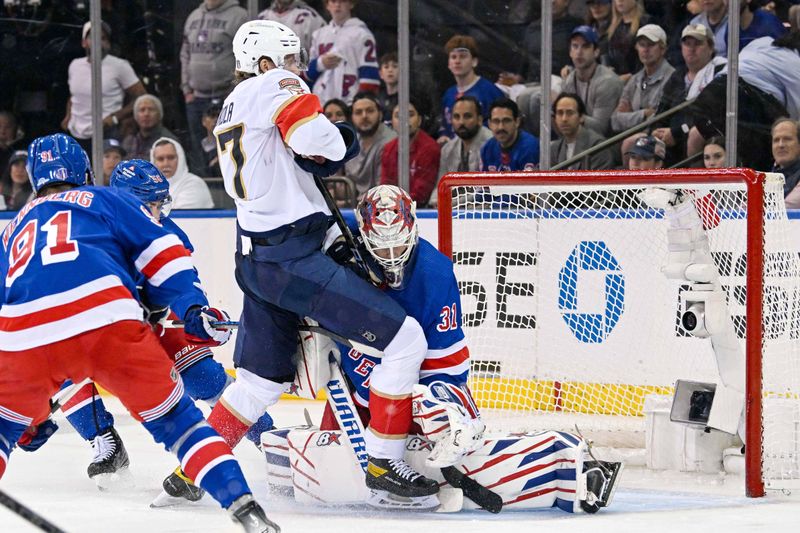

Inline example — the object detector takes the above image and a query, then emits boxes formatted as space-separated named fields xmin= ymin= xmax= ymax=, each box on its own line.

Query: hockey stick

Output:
xmin=0 ymin=489 xmax=67 ymax=533
xmin=163 ymin=320 xmax=240 ymax=330
xmin=440 ymin=466 xmax=503 ymax=514
xmin=311 ymin=174 xmax=376 ymax=281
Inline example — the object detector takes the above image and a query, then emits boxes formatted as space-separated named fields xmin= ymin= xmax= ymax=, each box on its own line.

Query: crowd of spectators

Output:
xmin=3 ymin=0 xmax=800 ymax=210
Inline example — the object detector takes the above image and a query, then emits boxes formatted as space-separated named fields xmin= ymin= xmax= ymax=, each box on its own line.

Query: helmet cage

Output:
xmin=356 ymin=185 xmax=419 ymax=288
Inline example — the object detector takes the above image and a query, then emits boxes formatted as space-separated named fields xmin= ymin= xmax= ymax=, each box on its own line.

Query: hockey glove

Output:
xmin=294 ymin=121 xmax=361 ymax=177
xmin=183 ymin=306 xmax=233 ymax=347
xmin=326 ymin=235 xmax=385 ymax=287
xmin=17 ymin=420 xmax=59 ymax=452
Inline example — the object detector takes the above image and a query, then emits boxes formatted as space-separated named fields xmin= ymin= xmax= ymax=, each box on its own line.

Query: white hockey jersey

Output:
xmin=307 ymin=17 xmax=380 ymax=104
xmin=212 ymin=69 xmax=346 ymax=234
xmin=257 ymin=2 xmax=325 ymax=53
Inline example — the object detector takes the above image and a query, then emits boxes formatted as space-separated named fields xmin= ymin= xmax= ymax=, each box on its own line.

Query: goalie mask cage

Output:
xmin=437 ymin=168 xmax=800 ymax=498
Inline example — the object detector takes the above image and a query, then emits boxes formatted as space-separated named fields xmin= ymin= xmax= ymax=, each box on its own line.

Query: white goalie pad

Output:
xmin=290 ymin=318 xmax=338 ymax=399
xmin=263 ymin=428 xmax=598 ymax=513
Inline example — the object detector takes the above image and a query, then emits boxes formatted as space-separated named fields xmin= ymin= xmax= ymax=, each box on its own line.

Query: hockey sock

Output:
xmin=143 ymin=395 xmax=250 ymax=509
xmin=244 ymin=412 xmax=275 ymax=446
xmin=207 ymin=399 xmax=252 ymax=448
xmin=179 ymin=357 xmax=231 ymax=405
xmin=364 ymin=390 xmax=412 ymax=459
xmin=60 ymin=381 xmax=114 ymax=441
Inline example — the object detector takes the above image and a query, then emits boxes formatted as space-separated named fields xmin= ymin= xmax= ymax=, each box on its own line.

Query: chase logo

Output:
xmin=558 ymin=241 xmax=624 ymax=343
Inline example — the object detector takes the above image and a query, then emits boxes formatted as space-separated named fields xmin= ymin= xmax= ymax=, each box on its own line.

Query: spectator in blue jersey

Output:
xmin=437 ymin=35 xmax=504 ymax=144
xmin=731 ymin=0 xmax=787 ymax=50
xmin=481 ymin=97 xmax=540 ymax=171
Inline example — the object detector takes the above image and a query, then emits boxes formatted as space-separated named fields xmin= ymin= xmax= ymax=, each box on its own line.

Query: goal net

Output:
xmin=437 ymin=169 xmax=800 ymax=496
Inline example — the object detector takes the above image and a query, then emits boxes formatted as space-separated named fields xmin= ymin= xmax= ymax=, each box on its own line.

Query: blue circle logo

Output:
xmin=558 ymin=241 xmax=625 ymax=343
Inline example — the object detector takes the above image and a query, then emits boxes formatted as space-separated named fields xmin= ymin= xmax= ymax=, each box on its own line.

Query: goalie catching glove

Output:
xmin=294 ymin=121 xmax=360 ymax=177
xmin=412 ymin=384 xmax=485 ymax=467
xmin=183 ymin=306 xmax=232 ymax=347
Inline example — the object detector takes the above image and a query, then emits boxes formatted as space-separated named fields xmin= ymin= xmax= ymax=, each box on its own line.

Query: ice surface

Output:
xmin=2 ymin=399 xmax=800 ymax=533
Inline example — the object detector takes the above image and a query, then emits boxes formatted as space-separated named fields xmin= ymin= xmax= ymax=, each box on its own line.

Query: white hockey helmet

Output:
xmin=232 ymin=20 xmax=308 ymax=75
xmin=356 ymin=185 xmax=419 ymax=289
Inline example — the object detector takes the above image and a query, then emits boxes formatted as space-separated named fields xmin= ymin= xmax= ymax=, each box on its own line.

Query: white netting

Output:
xmin=441 ymin=171 xmax=800 ymax=491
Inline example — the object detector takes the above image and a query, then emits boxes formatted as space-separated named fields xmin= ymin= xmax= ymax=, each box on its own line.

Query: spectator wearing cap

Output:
xmin=437 ymin=35 xmax=504 ymax=143
xmin=612 ymin=24 xmax=674 ymax=160
xmin=651 ymin=23 xmax=725 ymax=165
xmin=626 ymin=134 xmax=665 ymax=170
xmin=551 ymin=92 xmax=614 ymax=170
xmin=770 ymin=118 xmax=800 ymax=209
xmin=345 ymin=92 xmax=397 ymax=197
xmin=121 ymin=94 xmax=177 ymax=161
xmin=436 ymin=95 xmax=493 ymax=205
xmin=481 ymin=98 xmax=540 ymax=172
xmin=102 ymin=139 xmax=126 ymax=186
xmin=729 ymin=0 xmax=786 ymax=51
xmin=606 ymin=0 xmax=652 ymax=80
xmin=561 ymin=25 xmax=624 ymax=136
xmin=62 ymin=21 xmax=146 ymax=156
xmin=690 ymin=0 xmax=728 ymax=56
xmin=0 ymin=150 xmax=33 ymax=210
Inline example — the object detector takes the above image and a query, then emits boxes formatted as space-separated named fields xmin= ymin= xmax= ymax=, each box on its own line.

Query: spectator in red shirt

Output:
xmin=380 ymin=97 xmax=440 ymax=207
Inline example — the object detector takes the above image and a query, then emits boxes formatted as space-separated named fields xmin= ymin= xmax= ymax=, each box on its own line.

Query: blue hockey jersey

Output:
xmin=341 ymin=237 xmax=470 ymax=407
xmin=0 ymin=187 xmax=208 ymax=351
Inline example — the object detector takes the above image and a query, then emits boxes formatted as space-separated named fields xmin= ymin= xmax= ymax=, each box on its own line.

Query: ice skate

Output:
xmin=365 ymin=456 xmax=440 ymax=510
xmin=228 ymin=494 xmax=281 ymax=533
xmin=87 ymin=427 xmax=131 ymax=490
xmin=580 ymin=460 xmax=623 ymax=513
xmin=150 ymin=467 xmax=205 ymax=507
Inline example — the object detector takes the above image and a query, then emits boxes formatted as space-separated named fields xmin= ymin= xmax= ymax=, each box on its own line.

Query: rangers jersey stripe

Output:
xmin=0 ymin=275 xmax=143 ymax=351
xmin=135 ymin=235 xmax=193 ymax=287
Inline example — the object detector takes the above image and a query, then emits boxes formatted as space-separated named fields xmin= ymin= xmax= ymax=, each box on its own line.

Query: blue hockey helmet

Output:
xmin=27 ymin=133 xmax=93 ymax=194
xmin=110 ymin=159 xmax=172 ymax=216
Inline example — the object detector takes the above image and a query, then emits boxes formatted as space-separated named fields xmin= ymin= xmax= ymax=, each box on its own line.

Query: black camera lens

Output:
xmin=689 ymin=390 xmax=714 ymax=422
xmin=682 ymin=311 xmax=697 ymax=331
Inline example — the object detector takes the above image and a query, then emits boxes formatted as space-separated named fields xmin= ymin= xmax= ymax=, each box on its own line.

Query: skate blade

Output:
xmin=93 ymin=467 xmax=134 ymax=492
xmin=366 ymin=489 xmax=441 ymax=511
xmin=601 ymin=462 xmax=624 ymax=508
xmin=150 ymin=489 xmax=199 ymax=508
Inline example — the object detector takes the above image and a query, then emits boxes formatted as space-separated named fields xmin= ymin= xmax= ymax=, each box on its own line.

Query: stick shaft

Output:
xmin=0 ymin=489 xmax=67 ymax=533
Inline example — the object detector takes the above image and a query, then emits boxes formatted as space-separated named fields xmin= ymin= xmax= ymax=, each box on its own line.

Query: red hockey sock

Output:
xmin=368 ymin=392 xmax=412 ymax=438
xmin=206 ymin=398 xmax=251 ymax=448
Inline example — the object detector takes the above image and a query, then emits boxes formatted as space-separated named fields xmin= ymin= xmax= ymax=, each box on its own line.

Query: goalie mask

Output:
xmin=232 ymin=20 xmax=308 ymax=74
xmin=356 ymin=185 xmax=418 ymax=289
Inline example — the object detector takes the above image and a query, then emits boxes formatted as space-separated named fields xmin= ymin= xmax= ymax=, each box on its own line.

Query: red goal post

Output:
xmin=435 ymin=168 xmax=793 ymax=498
